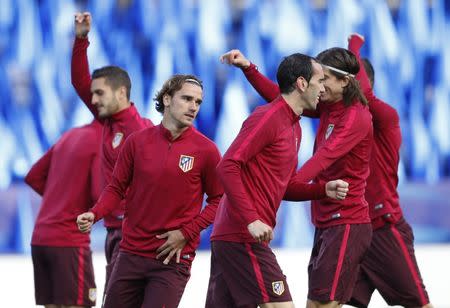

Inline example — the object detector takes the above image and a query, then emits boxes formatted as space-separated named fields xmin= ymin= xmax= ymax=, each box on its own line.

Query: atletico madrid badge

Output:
xmin=179 ymin=155 xmax=194 ymax=172
xmin=325 ymin=124 xmax=334 ymax=140
xmin=112 ymin=132 xmax=124 ymax=149
xmin=272 ymin=281 xmax=285 ymax=296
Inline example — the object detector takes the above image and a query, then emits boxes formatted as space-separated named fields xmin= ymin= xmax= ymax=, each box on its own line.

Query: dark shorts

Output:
xmin=347 ymin=218 xmax=430 ymax=307
xmin=104 ymin=228 xmax=122 ymax=292
xmin=205 ymin=241 xmax=292 ymax=308
xmin=31 ymin=245 xmax=96 ymax=306
xmin=103 ymin=250 xmax=191 ymax=308
xmin=308 ymin=223 xmax=372 ymax=303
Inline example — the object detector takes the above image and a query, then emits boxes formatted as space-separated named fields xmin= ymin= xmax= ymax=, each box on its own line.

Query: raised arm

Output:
xmin=71 ymin=12 xmax=99 ymax=119
xmin=220 ymin=49 xmax=319 ymax=118
xmin=348 ymin=34 xmax=399 ymax=128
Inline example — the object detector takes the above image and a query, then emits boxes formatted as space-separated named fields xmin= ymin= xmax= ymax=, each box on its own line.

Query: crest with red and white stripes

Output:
xmin=179 ymin=155 xmax=195 ymax=172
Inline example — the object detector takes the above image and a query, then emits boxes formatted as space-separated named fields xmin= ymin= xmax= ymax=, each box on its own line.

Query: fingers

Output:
xmin=219 ymin=49 xmax=242 ymax=65
xmin=74 ymin=13 xmax=82 ymax=22
xmin=219 ymin=51 xmax=234 ymax=64
xmin=156 ymin=232 xmax=169 ymax=240
xmin=77 ymin=220 xmax=92 ymax=233
xmin=163 ymin=249 xmax=177 ymax=265
xmin=157 ymin=246 xmax=180 ymax=265
xmin=336 ymin=179 xmax=349 ymax=188
xmin=79 ymin=225 xmax=91 ymax=233
xmin=336 ymin=191 xmax=347 ymax=200
xmin=256 ymin=228 xmax=273 ymax=243
xmin=336 ymin=180 xmax=349 ymax=200
xmin=74 ymin=12 xmax=91 ymax=23
xmin=156 ymin=241 xmax=169 ymax=253
xmin=337 ymin=186 xmax=348 ymax=194
xmin=176 ymin=250 xmax=181 ymax=264
xmin=76 ymin=213 xmax=94 ymax=233
xmin=156 ymin=246 xmax=172 ymax=260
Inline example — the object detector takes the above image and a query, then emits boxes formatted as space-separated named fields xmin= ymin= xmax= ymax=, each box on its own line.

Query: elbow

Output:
xmin=70 ymin=71 xmax=78 ymax=88
xmin=24 ymin=174 xmax=32 ymax=186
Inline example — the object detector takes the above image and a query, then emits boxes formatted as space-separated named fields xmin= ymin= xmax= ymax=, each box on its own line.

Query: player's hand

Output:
xmin=247 ymin=220 xmax=273 ymax=243
xmin=347 ymin=33 xmax=365 ymax=50
xmin=156 ymin=230 xmax=188 ymax=265
xmin=325 ymin=179 xmax=349 ymax=200
xmin=77 ymin=212 xmax=95 ymax=233
xmin=219 ymin=49 xmax=251 ymax=69
xmin=74 ymin=12 xmax=91 ymax=38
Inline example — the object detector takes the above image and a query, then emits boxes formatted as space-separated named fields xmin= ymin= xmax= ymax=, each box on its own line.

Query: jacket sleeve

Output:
xmin=71 ymin=37 xmax=101 ymax=120
xmin=24 ymin=146 xmax=54 ymax=196
xmin=90 ymin=136 xmax=135 ymax=221
xmin=284 ymin=167 xmax=326 ymax=201
xmin=88 ymin=149 xmax=102 ymax=207
xmin=243 ymin=63 xmax=320 ymax=118
xmin=292 ymin=107 xmax=372 ymax=183
xmin=348 ymin=36 xmax=400 ymax=129
xmin=180 ymin=145 xmax=224 ymax=241
xmin=216 ymin=108 xmax=277 ymax=226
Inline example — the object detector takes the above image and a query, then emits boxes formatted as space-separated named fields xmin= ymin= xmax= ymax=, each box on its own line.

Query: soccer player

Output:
xmin=77 ymin=74 xmax=223 ymax=308
xmin=346 ymin=33 xmax=433 ymax=308
xmin=25 ymin=120 xmax=102 ymax=308
xmin=221 ymin=48 xmax=373 ymax=308
xmin=206 ymin=53 xmax=350 ymax=308
xmin=72 ymin=12 xmax=153 ymax=296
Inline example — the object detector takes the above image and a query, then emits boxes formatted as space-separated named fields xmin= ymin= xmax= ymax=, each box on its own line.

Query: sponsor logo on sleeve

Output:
xmin=179 ymin=155 xmax=194 ymax=172
xmin=112 ymin=132 xmax=124 ymax=149
xmin=272 ymin=281 xmax=285 ymax=296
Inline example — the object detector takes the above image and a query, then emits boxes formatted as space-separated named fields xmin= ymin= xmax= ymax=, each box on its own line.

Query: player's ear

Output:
xmin=163 ymin=94 xmax=171 ymax=107
xmin=296 ymin=76 xmax=308 ymax=92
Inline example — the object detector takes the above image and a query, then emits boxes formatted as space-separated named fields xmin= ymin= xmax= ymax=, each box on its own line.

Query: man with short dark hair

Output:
xmin=71 ymin=12 xmax=153 ymax=299
xmin=77 ymin=74 xmax=223 ymax=308
xmin=206 ymin=52 xmax=349 ymax=308
xmin=222 ymin=47 xmax=374 ymax=308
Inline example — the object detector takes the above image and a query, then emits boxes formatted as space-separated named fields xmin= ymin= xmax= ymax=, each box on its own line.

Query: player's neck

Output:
xmin=161 ymin=118 xmax=189 ymax=140
xmin=281 ymin=93 xmax=303 ymax=116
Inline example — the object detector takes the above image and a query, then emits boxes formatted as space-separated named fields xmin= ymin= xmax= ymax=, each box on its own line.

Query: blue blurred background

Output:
xmin=0 ymin=0 xmax=449 ymax=254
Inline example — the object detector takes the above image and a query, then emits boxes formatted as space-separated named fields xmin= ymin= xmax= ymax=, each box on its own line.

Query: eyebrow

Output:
xmin=181 ymin=94 xmax=203 ymax=103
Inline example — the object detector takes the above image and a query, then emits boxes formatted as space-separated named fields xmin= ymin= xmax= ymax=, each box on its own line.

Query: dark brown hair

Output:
xmin=92 ymin=66 xmax=131 ymax=100
xmin=153 ymin=74 xmax=203 ymax=114
xmin=317 ymin=48 xmax=368 ymax=106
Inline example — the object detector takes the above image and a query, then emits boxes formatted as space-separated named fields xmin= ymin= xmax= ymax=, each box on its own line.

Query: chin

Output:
xmin=179 ymin=120 xmax=193 ymax=128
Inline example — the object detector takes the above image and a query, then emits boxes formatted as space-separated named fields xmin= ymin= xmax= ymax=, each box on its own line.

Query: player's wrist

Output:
xmin=75 ymin=32 xmax=89 ymax=39
xmin=242 ymin=62 xmax=257 ymax=72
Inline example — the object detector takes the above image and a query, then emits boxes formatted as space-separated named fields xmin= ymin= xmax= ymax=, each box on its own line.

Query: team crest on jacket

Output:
xmin=325 ymin=124 xmax=334 ymax=140
xmin=179 ymin=155 xmax=194 ymax=172
xmin=272 ymin=281 xmax=285 ymax=296
xmin=112 ymin=132 xmax=124 ymax=149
